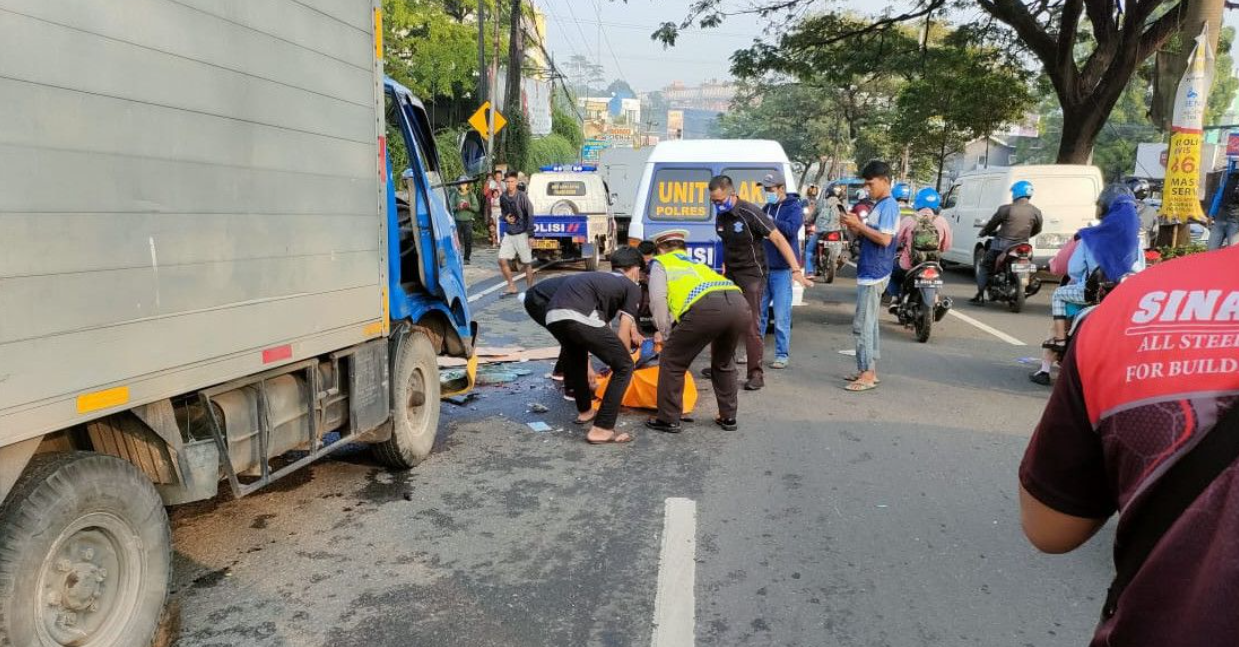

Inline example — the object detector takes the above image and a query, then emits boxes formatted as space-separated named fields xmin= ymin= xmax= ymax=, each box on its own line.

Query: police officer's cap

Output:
xmin=652 ymin=229 xmax=690 ymax=246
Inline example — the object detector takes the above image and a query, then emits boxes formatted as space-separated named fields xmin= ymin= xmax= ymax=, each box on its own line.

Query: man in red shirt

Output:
xmin=1020 ymin=245 xmax=1239 ymax=646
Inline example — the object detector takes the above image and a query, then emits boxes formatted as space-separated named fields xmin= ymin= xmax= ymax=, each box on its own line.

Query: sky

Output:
xmin=534 ymin=0 xmax=1239 ymax=95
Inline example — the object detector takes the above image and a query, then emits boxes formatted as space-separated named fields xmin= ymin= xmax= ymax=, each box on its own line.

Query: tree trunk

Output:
xmin=1054 ymin=65 xmax=1133 ymax=166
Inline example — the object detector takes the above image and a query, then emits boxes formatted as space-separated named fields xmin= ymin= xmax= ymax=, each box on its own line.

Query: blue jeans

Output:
xmin=758 ymin=269 xmax=792 ymax=360
xmin=1209 ymin=219 xmax=1239 ymax=250
xmin=854 ymin=278 xmax=890 ymax=372
xmin=804 ymin=232 xmax=821 ymax=274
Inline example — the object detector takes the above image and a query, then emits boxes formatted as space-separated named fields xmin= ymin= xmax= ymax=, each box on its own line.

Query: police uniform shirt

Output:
xmin=715 ymin=199 xmax=776 ymax=282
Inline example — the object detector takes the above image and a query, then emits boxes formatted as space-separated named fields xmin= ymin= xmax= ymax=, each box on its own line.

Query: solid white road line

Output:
xmin=948 ymin=309 xmax=1027 ymax=346
xmin=652 ymin=497 xmax=697 ymax=647
xmin=466 ymin=264 xmax=549 ymax=303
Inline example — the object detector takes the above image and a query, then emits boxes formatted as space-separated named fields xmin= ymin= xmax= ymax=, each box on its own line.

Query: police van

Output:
xmin=627 ymin=140 xmax=797 ymax=269
xmin=526 ymin=164 xmax=617 ymax=270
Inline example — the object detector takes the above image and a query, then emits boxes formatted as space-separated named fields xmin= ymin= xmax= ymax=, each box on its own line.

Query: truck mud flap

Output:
xmin=441 ymin=353 xmax=477 ymax=398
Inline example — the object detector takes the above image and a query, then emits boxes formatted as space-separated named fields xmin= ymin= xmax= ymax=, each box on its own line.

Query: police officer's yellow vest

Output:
xmin=656 ymin=252 xmax=741 ymax=321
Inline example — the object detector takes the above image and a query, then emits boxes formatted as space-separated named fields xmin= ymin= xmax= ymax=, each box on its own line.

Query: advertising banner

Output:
xmin=1160 ymin=26 xmax=1214 ymax=223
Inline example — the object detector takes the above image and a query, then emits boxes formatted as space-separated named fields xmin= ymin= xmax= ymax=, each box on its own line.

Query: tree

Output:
xmin=565 ymin=55 xmax=605 ymax=96
xmin=653 ymin=0 xmax=1189 ymax=164
xmin=383 ymin=0 xmax=482 ymax=101
xmin=716 ymin=82 xmax=836 ymax=186
xmin=606 ymin=79 xmax=636 ymax=97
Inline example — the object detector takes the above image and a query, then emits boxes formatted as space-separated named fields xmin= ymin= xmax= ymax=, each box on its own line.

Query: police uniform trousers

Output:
xmin=656 ymin=291 xmax=752 ymax=424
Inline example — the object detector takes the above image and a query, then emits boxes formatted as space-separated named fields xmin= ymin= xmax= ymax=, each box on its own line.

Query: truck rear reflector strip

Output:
xmin=77 ymin=386 xmax=129 ymax=414
xmin=363 ymin=321 xmax=384 ymax=337
xmin=262 ymin=345 xmax=293 ymax=364
xmin=373 ymin=8 xmax=383 ymax=59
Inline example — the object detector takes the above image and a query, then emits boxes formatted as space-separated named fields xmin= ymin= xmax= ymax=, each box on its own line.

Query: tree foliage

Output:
xmin=383 ymin=0 xmax=487 ymax=101
xmin=653 ymin=0 xmax=1188 ymax=163
xmin=716 ymin=83 xmax=836 ymax=185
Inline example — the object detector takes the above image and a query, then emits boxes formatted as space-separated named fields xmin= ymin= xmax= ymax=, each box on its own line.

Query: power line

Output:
xmin=540 ymin=12 xmax=757 ymax=38
xmin=595 ymin=0 xmax=632 ymax=90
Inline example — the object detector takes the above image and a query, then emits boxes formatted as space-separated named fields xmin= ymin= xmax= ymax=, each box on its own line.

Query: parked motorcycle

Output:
xmin=978 ymin=241 xmax=1041 ymax=313
xmin=813 ymin=229 xmax=846 ymax=283
xmin=891 ymin=262 xmax=952 ymax=342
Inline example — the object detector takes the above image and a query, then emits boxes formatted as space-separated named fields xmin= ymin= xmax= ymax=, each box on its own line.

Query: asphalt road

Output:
xmin=166 ymin=263 xmax=1114 ymax=647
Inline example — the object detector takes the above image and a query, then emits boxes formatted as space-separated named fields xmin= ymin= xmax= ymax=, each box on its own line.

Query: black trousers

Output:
xmin=524 ymin=295 xmax=564 ymax=376
xmin=547 ymin=320 xmax=633 ymax=430
xmin=457 ymin=220 xmax=474 ymax=261
xmin=726 ymin=273 xmax=765 ymax=381
xmin=656 ymin=291 xmax=750 ymax=423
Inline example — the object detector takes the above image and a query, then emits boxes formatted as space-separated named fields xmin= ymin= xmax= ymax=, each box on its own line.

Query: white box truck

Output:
xmin=0 ymin=3 xmax=483 ymax=645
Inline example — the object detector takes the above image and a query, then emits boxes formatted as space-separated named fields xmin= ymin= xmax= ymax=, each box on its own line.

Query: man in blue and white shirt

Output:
xmin=840 ymin=160 xmax=899 ymax=391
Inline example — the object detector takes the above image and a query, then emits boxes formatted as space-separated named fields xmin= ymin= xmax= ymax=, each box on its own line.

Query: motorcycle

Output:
xmin=979 ymin=240 xmax=1041 ymax=313
xmin=813 ymin=229 xmax=847 ymax=283
xmin=891 ymin=261 xmax=952 ymax=343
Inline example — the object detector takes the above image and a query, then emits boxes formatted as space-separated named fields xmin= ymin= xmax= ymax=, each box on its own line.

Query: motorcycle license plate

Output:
xmin=1012 ymin=262 xmax=1035 ymax=274
xmin=915 ymin=278 xmax=943 ymax=288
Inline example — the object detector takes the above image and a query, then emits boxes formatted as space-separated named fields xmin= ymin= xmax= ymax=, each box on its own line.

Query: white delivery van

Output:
xmin=939 ymin=165 xmax=1103 ymax=272
xmin=523 ymin=165 xmax=616 ymax=270
xmin=628 ymin=139 xmax=797 ymax=269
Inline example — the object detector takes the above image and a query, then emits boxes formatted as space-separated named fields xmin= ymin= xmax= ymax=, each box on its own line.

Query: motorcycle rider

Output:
xmin=1032 ymin=184 xmax=1145 ymax=385
xmin=806 ymin=183 xmax=847 ymax=278
xmin=1127 ymin=177 xmax=1158 ymax=246
xmin=888 ymin=187 xmax=953 ymax=303
xmin=971 ymin=180 xmax=1044 ymax=304
xmin=884 ymin=182 xmax=916 ymax=305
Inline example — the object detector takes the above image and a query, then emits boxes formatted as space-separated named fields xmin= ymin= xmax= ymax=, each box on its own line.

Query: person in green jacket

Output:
xmin=448 ymin=176 xmax=479 ymax=264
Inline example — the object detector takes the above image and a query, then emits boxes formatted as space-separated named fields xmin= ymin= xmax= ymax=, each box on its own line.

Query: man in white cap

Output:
xmin=644 ymin=229 xmax=751 ymax=433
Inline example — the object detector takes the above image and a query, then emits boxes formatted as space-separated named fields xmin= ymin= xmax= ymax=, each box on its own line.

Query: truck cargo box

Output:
xmin=0 ymin=0 xmax=387 ymax=443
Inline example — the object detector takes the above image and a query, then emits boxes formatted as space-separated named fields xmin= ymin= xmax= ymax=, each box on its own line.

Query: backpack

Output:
xmin=910 ymin=214 xmax=941 ymax=263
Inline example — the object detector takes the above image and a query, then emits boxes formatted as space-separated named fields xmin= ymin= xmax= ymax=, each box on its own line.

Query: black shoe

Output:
xmin=714 ymin=417 xmax=738 ymax=431
xmin=743 ymin=377 xmax=764 ymax=391
xmin=880 ymin=294 xmax=892 ymax=306
xmin=1029 ymin=370 xmax=1052 ymax=386
xmin=968 ymin=293 xmax=986 ymax=304
xmin=700 ymin=367 xmax=712 ymax=379
xmin=645 ymin=418 xmax=682 ymax=433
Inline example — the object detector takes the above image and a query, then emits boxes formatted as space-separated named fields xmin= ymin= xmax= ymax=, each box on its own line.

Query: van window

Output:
xmin=957 ymin=179 xmax=984 ymax=209
xmin=648 ymin=167 xmax=711 ymax=221
xmin=547 ymin=181 xmax=587 ymax=197
xmin=1032 ymin=177 xmax=1099 ymax=207
xmin=722 ymin=167 xmax=780 ymax=204
xmin=942 ymin=186 xmax=959 ymax=209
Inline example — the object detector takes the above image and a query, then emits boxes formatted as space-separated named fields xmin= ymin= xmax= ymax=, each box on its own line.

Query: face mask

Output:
xmin=715 ymin=197 xmax=735 ymax=213
xmin=765 ymin=192 xmax=779 ymax=205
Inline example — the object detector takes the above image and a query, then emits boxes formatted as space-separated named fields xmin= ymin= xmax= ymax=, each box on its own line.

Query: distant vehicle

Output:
xmin=524 ymin=165 xmax=617 ymax=270
xmin=833 ymin=177 xmax=867 ymax=203
xmin=628 ymin=139 xmax=799 ymax=269
xmin=0 ymin=4 xmax=481 ymax=645
xmin=939 ymin=165 xmax=1103 ymax=271
xmin=599 ymin=146 xmax=655 ymax=242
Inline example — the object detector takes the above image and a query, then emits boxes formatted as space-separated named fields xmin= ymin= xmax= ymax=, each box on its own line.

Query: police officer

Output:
xmin=644 ymin=230 xmax=751 ymax=433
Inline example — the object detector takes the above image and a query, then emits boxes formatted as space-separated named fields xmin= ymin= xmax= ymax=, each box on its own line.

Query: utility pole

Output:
xmin=476 ymin=0 xmax=486 ymax=106
xmin=487 ymin=0 xmax=500 ymax=173
xmin=503 ymin=0 xmax=524 ymax=163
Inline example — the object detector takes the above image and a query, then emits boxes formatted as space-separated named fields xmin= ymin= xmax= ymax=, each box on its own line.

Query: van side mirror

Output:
xmin=609 ymin=192 xmax=618 ymax=205
xmin=458 ymin=130 xmax=486 ymax=177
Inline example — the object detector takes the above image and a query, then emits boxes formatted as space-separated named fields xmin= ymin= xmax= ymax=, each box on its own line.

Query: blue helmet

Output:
xmin=893 ymin=182 xmax=912 ymax=201
xmin=913 ymin=187 xmax=941 ymax=213
xmin=1011 ymin=180 xmax=1034 ymax=200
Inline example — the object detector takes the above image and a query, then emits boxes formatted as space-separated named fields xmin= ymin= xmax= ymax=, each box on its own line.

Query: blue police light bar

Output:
xmin=538 ymin=164 xmax=598 ymax=172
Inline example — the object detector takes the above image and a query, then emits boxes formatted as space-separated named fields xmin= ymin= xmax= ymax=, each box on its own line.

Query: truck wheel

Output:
xmin=373 ymin=330 xmax=441 ymax=469
xmin=0 ymin=452 xmax=171 ymax=647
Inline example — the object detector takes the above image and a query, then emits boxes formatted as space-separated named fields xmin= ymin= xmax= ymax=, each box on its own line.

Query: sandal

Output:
xmin=587 ymin=431 xmax=634 ymax=445
xmin=844 ymin=380 xmax=878 ymax=392
xmin=572 ymin=410 xmax=598 ymax=425
xmin=842 ymin=374 xmax=881 ymax=384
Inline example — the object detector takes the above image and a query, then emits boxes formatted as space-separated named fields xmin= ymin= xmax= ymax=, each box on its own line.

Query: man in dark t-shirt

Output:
xmin=707 ymin=174 xmax=808 ymax=390
xmin=544 ymin=248 xmax=645 ymax=444
xmin=1020 ymin=245 xmax=1239 ymax=646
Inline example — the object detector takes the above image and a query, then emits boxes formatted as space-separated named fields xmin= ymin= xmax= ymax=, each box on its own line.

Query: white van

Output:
xmin=628 ymin=140 xmax=798 ymax=269
xmin=524 ymin=165 xmax=616 ymax=270
xmin=939 ymin=165 xmax=1103 ymax=273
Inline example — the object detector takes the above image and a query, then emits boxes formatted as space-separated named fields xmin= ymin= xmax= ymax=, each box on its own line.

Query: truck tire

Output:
xmin=0 ymin=452 xmax=171 ymax=647
xmin=373 ymin=329 xmax=441 ymax=469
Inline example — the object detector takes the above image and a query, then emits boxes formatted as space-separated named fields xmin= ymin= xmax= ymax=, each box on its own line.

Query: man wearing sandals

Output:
xmin=840 ymin=161 xmax=899 ymax=392
xmin=544 ymin=247 xmax=646 ymax=444
xmin=644 ymin=229 xmax=750 ymax=434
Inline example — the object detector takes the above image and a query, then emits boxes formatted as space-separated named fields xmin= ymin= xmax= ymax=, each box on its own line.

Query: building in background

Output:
xmin=662 ymin=79 xmax=736 ymax=113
